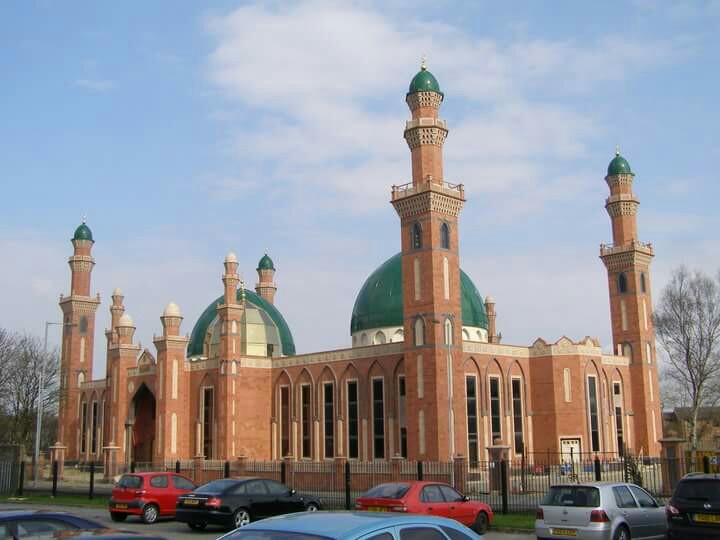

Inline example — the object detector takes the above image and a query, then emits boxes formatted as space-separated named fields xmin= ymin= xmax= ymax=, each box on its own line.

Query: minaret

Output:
xmin=57 ymin=221 xmax=101 ymax=460
xmin=599 ymin=148 xmax=661 ymax=455
xmin=391 ymin=60 xmax=465 ymax=461
xmin=255 ymin=253 xmax=277 ymax=304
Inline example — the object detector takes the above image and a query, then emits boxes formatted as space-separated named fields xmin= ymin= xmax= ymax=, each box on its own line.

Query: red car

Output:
xmin=109 ymin=472 xmax=196 ymax=524
xmin=355 ymin=481 xmax=493 ymax=534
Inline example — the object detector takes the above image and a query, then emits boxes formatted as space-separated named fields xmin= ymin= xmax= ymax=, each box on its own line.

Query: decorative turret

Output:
xmin=161 ymin=302 xmax=182 ymax=337
xmin=116 ymin=312 xmax=136 ymax=345
xmin=485 ymin=296 xmax=500 ymax=344
xmin=255 ymin=253 xmax=277 ymax=304
xmin=223 ymin=252 xmax=240 ymax=305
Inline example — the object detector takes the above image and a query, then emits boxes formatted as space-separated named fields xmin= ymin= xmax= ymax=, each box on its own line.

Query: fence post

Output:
xmin=594 ymin=457 xmax=602 ymax=482
xmin=344 ymin=460 xmax=351 ymax=510
xmin=224 ymin=461 xmax=230 ymax=478
xmin=17 ymin=461 xmax=24 ymax=496
xmin=623 ymin=455 xmax=629 ymax=483
xmin=703 ymin=455 xmax=710 ymax=474
xmin=89 ymin=462 xmax=95 ymax=500
xmin=51 ymin=461 xmax=58 ymax=497
xmin=417 ymin=461 xmax=424 ymax=481
xmin=130 ymin=461 xmax=136 ymax=473
xmin=500 ymin=459 xmax=508 ymax=514
xmin=175 ymin=460 xmax=180 ymax=474
xmin=281 ymin=460 xmax=287 ymax=484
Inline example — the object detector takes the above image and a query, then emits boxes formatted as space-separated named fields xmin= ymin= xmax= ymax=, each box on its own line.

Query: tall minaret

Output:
xmin=57 ymin=221 xmax=101 ymax=460
xmin=600 ymin=149 xmax=661 ymax=456
xmin=391 ymin=60 xmax=465 ymax=461
xmin=255 ymin=253 xmax=277 ymax=304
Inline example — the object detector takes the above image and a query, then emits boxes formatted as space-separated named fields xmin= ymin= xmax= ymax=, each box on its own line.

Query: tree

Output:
xmin=654 ymin=267 xmax=720 ymax=466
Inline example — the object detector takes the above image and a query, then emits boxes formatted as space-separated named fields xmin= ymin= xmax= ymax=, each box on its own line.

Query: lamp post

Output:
xmin=34 ymin=321 xmax=72 ymax=486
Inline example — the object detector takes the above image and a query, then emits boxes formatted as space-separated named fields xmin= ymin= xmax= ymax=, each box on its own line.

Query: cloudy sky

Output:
xmin=1 ymin=1 xmax=718 ymax=379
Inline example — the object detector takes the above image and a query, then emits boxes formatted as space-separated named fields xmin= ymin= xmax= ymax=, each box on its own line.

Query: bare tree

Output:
xmin=655 ymin=267 xmax=720 ymax=466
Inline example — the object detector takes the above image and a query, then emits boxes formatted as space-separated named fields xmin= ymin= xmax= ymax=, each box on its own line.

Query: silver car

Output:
xmin=535 ymin=482 xmax=666 ymax=539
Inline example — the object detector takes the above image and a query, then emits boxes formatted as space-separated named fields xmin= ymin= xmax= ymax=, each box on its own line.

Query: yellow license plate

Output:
xmin=184 ymin=499 xmax=199 ymax=505
xmin=550 ymin=528 xmax=577 ymax=537
xmin=368 ymin=507 xmax=387 ymax=512
xmin=695 ymin=513 xmax=720 ymax=523
xmin=114 ymin=503 xmax=127 ymax=509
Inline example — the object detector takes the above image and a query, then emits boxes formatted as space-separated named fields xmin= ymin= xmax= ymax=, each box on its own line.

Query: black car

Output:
xmin=175 ymin=477 xmax=321 ymax=531
xmin=667 ymin=473 xmax=720 ymax=539
xmin=0 ymin=510 xmax=105 ymax=539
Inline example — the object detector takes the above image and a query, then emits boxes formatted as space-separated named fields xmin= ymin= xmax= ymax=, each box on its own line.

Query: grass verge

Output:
xmin=491 ymin=512 xmax=535 ymax=530
xmin=2 ymin=494 xmax=109 ymax=508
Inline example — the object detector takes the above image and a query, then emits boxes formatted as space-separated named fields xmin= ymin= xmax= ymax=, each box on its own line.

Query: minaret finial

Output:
xmin=82 ymin=214 xmax=87 ymax=224
xmin=421 ymin=54 xmax=427 ymax=71
xmin=615 ymin=144 xmax=621 ymax=156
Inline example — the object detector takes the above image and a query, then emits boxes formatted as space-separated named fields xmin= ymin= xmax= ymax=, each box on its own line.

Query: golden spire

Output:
xmin=421 ymin=54 xmax=427 ymax=71
xmin=615 ymin=144 xmax=621 ymax=156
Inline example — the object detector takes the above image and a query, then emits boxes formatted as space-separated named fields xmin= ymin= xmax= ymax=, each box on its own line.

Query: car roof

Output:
xmin=238 ymin=511 xmax=466 ymax=538
xmin=680 ymin=473 xmax=720 ymax=480
xmin=548 ymin=482 xmax=635 ymax=488
xmin=0 ymin=510 xmax=77 ymax=519
xmin=120 ymin=471 xmax=175 ymax=477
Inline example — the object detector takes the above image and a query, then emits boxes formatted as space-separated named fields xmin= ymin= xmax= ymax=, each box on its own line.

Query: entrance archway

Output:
xmin=131 ymin=384 xmax=156 ymax=463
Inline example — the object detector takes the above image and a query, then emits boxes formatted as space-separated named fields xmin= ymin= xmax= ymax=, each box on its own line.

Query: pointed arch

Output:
xmin=441 ymin=222 xmax=450 ymax=249
xmin=412 ymin=222 xmax=422 ymax=249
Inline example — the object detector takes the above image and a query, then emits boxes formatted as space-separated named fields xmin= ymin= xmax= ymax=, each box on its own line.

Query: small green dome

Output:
xmin=350 ymin=253 xmax=488 ymax=333
xmin=408 ymin=67 xmax=442 ymax=96
xmin=608 ymin=152 xmax=633 ymax=176
xmin=73 ymin=222 xmax=93 ymax=242
xmin=257 ymin=254 xmax=275 ymax=271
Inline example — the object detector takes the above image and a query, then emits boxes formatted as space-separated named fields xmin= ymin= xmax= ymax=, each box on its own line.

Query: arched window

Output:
xmin=622 ymin=343 xmax=633 ymax=361
xmin=414 ymin=318 xmax=425 ymax=346
xmin=618 ymin=273 xmax=628 ymax=294
xmin=462 ymin=328 xmax=470 ymax=341
xmin=392 ymin=329 xmax=404 ymax=343
xmin=640 ymin=273 xmax=647 ymax=293
xmin=360 ymin=333 xmax=369 ymax=346
xmin=646 ymin=342 xmax=652 ymax=364
xmin=444 ymin=319 xmax=453 ymax=346
xmin=412 ymin=223 xmax=422 ymax=249
xmin=374 ymin=331 xmax=386 ymax=345
xmin=441 ymin=223 xmax=450 ymax=249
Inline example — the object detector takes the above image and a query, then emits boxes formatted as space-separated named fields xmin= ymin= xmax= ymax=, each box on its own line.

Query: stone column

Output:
xmin=391 ymin=454 xmax=404 ymax=482
xmin=660 ymin=437 xmax=686 ymax=495
xmin=49 ymin=444 xmax=66 ymax=480
xmin=487 ymin=445 xmax=510 ymax=492
xmin=102 ymin=445 xmax=119 ymax=481
xmin=193 ymin=455 xmax=204 ymax=485
xmin=453 ymin=455 xmax=468 ymax=493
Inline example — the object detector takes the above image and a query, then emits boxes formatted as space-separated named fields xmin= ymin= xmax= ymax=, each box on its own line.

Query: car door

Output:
xmin=438 ymin=485 xmax=473 ymax=526
xmin=629 ymin=485 xmax=667 ymax=539
xmin=263 ymin=479 xmax=299 ymax=515
xmin=244 ymin=479 xmax=272 ymax=518
xmin=612 ymin=485 xmax=644 ymax=538
xmin=419 ymin=485 xmax=451 ymax=518
xmin=149 ymin=474 xmax=171 ymax=514
xmin=172 ymin=474 xmax=196 ymax=512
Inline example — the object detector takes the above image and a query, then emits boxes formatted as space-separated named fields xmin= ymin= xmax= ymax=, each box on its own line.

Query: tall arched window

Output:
xmin=618 ymin=273 xmax=628 ymax=294
xmin=441 ymin=223 xmax=450 ymax=249
xmin=640 ymin=273 xmax=647 ymax=293
xmin=444 ymin=319 xmax=453 ymax=346
xmin=414 ymin=318 xmax=425 ymax=346
xmin=412 ymin=223 xmax=422 ymax=249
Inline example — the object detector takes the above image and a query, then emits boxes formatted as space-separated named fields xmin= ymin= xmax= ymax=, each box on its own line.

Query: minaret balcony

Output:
xmin=391 ymin=180 xmax=465 ymax=202
xmin=599 ymin=240 xmax=654 ymax=257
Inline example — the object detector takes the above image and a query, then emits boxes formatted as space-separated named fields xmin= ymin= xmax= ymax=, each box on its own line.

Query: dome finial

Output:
xmin=615 ymin=144 xmax=621 ymax=156
xmin=82 ymin=214 xmax=87 ymax=224
xmin=420 ymin=54 xmax=427 ymax=71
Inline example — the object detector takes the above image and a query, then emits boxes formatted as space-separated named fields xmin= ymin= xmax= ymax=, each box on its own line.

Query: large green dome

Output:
xmin=608 ymin=152 xmax=633 ymax=176
xmin=350 ymin=253 xmax=488 ymax=334
xmin=73 ymin=222 xmax=93 ymax=242
xmin=408 ymin=67 xmax=442 ymax=95
xmin=187 ymin=288 xmax=295 ymax=357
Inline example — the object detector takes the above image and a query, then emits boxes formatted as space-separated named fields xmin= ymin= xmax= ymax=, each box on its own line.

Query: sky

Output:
xmin=1 ymin=1 xmax=719 ymax=380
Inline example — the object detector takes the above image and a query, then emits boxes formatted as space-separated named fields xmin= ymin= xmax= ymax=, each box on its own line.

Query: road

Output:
xmin=0 ymin=504 xmax=535 ymax=540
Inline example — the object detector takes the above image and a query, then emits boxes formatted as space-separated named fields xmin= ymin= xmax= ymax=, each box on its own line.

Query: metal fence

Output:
xmin=20 ymin=453 xmax=706 ymax=513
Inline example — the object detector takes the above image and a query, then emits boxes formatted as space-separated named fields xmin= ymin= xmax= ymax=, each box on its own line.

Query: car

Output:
xmin=666 ymin=472 xmax=720 ymax=539
xmin=22 ymin=529 xmax=168 ymax=539
xmin=175 ymin=476 xmax=322 ymax=531
xmin=354 ymin=481 xmax=492 ymax=534
xmin=108 ymin=471 xmax=196 ymax=524
xmin=0 ymin=510 xmax=105 ymax=538
xmin=216 ymin=511 xmax=483 ymax=540
xmin=535 ymin=482 xmax=666 ymax=539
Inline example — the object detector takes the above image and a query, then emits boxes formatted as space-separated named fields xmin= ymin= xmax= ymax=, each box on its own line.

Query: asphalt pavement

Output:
xmin=0 ymin=503 xmax=535 ymax=540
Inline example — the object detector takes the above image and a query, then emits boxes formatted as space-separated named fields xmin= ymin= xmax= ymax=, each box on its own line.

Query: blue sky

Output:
xmin=1 ymin=1 xmax=718 ymax=379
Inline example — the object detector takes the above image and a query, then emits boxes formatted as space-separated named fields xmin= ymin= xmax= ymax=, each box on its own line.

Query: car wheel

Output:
xmin=233 ymin=508 xmax=251 ymax=528
xmin=306 ymin=502 xmax=319 ymax=512
xmin=613 ymin=525 xmax=631 ymax=540
xmin=187 ymin=522 xmax=207 ymax=531
xmin=141 ymin=504 xmax=159 ymax=524
xmin=110 ymin=512 xmax=127 ymax=522
xmin=473 ymin=511 xmax=489 ymax=535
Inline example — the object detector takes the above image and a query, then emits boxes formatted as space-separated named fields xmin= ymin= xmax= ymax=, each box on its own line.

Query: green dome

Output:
xmin=257 ymin=254 xmax=275 ymax=271
xmin=350 ymin=253 xmax=488 ymax=334
xmin=73 ymin=222 xmax=93 ymax=242
xmin=408 ymin=67 xmax=442 ymax=95
xmin=608 ymin=152 xmax=633 ymax=176
xmin=187 ymin=288 xmax=295 ymax=357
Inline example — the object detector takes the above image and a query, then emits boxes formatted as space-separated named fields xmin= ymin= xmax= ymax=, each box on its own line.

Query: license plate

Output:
xmin=694 ymin=513 xmax=720 ymax=523
xmin=550 ymin=528 xmax=577 ymax=537
xmin=114 ymin=503 xmax=127 ymax=509
xmin=184 ymin=499 xmax=199 ymax=506
xmin=367 ymin=506 xmax=387 ymax=512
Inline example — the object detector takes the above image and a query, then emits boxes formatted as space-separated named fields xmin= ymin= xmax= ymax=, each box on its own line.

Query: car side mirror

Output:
xmin=462 ymin=495 xmax=469 ymax=502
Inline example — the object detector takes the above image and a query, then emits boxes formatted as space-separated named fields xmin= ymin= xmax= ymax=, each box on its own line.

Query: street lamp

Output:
xmin=34 ymin=321 xmax=74 ymax=486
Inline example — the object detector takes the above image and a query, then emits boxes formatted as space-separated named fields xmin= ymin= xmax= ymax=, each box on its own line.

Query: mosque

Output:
xmin=53 ymin=62 xmax=662 ymax=473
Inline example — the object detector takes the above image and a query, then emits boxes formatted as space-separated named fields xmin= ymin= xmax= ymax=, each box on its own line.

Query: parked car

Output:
xmin=21 ymin=530 xmax=167 ymax=539
xmin=666 ymin=472 xmax=720 ymax=539
xmin=535 ymin=482 xmax=666 ymax=539
xmin=354 ymin=481 xmax=492 ymax=534
xmin=0 ymin=510 xmax=105 ymax=538
xmin=176 ymin=477 xmax=322 ymax=530
xmin=216 ymin=511 xmax=483 ymax=540
xmin=108 ymin=471 xmax=196 ymax=524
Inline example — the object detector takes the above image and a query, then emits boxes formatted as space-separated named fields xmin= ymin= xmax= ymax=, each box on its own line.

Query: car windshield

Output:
xmin=196 ymin=479 xmax=240 ymax=494
xmin=222 ymin=531 xmax=332 ymax=540
xmin=362 ymin=483 xmax=411 ymax=499
xmin=117 ymin=475 xmax=143 ymax=489
xmin=675 ymin=480 xmax=720 ymax=502
xmin=542 ymin=486 xmax=600 ymax=507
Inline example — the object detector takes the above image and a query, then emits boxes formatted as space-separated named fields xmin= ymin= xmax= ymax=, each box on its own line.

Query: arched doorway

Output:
xmin=131 ymin=384 xmax=156 ymax=463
